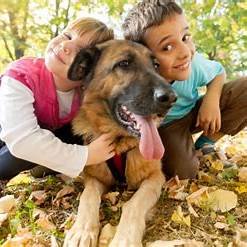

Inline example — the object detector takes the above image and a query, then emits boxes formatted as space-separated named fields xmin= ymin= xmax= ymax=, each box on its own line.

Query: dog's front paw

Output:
xmin=63 ymin=222 xmax=99 ymax=247
xmin=109 ymin=238 xmax=143 ymax=247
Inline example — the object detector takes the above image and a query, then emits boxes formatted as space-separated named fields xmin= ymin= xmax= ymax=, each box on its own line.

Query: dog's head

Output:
xmin=68 ymin=40 xmax=176 ymax=160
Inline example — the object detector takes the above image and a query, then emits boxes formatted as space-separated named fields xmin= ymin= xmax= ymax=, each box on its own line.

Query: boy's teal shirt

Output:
xmin=163 ymin=52 xmax=225 ymax=124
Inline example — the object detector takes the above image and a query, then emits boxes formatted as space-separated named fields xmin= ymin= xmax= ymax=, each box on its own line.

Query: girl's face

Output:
xmin=143 ymin=13 xmax=195 ymax=82
xmin=45 ymin=29 xmax=92 ymax=91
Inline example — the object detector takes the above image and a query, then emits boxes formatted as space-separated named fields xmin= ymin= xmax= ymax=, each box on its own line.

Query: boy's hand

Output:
xmin=85 ymin=133 xmax=115 ymax=166
xmin=196 ymin=95 xmax=221 ymax=136
xmin=196 ymin=73 xmax=225 ymax=136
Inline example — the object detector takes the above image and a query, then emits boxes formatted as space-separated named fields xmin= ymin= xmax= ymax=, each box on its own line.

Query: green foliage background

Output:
xmin=0 ymin=0 xmax=246 ymax=79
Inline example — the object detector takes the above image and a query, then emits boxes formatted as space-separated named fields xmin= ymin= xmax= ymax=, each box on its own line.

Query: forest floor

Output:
xmin=0 ymin=129 xmax=247 ymax=246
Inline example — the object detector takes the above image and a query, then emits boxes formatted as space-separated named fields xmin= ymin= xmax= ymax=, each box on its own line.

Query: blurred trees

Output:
xmin=0 ymin=0 xmax=246 ymax=78
xmin=182 ymin=0 xmax=247 ymax=78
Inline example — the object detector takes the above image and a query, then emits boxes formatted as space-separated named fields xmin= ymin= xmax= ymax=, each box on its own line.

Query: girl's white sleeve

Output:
xmin=0 ymin=76 xmax=88 ymax=178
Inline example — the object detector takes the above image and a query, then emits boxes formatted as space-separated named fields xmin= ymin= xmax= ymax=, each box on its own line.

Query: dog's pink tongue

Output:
xmin=133 ymin=114 xmax=164 ymax=160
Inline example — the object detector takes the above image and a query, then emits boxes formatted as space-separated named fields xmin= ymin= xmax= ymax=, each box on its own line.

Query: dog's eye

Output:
xmin=116 ymin=60 xmax=130 ymax=68
xmin=153 ymin=60 xmax=160 ymax=70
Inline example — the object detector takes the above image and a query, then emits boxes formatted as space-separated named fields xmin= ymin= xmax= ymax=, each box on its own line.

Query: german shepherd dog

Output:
xmin=63 ymin=40 xmax=176 ymax=247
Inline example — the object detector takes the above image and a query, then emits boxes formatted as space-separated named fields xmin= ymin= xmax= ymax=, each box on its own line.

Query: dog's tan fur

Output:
xmin=63 ymin=40 xmax=168 ymax=247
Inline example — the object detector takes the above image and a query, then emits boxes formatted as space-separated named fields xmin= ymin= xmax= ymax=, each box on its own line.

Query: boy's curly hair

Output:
xmin=122 ymin=0 xmax=182 ymax=43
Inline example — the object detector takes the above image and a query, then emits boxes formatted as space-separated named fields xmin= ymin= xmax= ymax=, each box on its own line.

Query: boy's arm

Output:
xmin=196 ymin=71 xmax=226 ymax=135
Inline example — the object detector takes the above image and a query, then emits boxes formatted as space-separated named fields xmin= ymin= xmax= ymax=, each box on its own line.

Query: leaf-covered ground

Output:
xmin=0 ymin=129 xmax=247 ymax=246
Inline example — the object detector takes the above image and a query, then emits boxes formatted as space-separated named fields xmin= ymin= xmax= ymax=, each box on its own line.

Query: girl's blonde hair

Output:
xmin=66 ymin=17 xmax=114 ymax=47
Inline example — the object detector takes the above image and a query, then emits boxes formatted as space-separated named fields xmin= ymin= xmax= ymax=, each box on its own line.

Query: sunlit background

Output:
xmin=0 ymin=0 xmax=246 ymax=79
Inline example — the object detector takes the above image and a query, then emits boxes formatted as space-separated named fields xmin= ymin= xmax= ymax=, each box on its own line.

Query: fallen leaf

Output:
xmin=98 ymin=223 xmax=117 ymax=247
xmin=33 ymin=208 xmax=56 ymax=231
xmin=214 ymin=222 xmax=228 ymax=229
xmin=171 ymin=206 xmax=191 ymax=227
xmin=54 ymin=185 xmax=75 ymax=200
xmin=186 ymin=186 xmax=209 ymax=206
xmin=0 ymin=213 xmax=8 ymax=226
xmin=189 ymin=182 xmax=200 ymax=193
xmin=147 ymin=239 xmax=204 ymax=247
xmin=208 ymin=189 xmax=238 ymax=212
xmin=211 ymin=160 xmax=224 ymax=171
xmin=36 ymin=216 xmax=56 ymax=231
xmin=169 ymin=190 xmax=189 ymax=201
xmin=225 ymin=146 xmax=238 ymax=158
xmin=53 ymin=185 xmax=75 ymax=207
xmin=238 ymin=167 xmax=247 ymax=182
xmin=228 ymin=228 xmax=247 ymax=246
xmin=60 ymin=197 xmax=73 ymax=209
xmin=102 ymin=192 xmax=119 ymax=205
xmin=235 ymin=228 xmax=247 ymax=242
xmin=6 ymin=173 xmax=33 ymax=187
xmin=198 ymin=171 xmax=215 ymax=183
xmin=165 ymin=176 xmax=180 ymax=192
xmin=187 ymin=203 xmax=199 ymax=217
xmin=2 ymin=230 xmax=33 ymax=247
xmin=33 ymin=208 xmax=47 ymax=219
xmin=0 ymin=195 xmax=16 ymax=213
xmin=235 ymin=184 xmax=247 ymax=194
xmin=29 ymin=190 xmax=47 ymax=205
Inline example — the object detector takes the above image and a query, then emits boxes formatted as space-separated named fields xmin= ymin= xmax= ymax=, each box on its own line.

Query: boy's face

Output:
xmin=45 ymin=29 xmax=93 ymax=90
xmin=143 ymin=13 xmax=195 ymax=82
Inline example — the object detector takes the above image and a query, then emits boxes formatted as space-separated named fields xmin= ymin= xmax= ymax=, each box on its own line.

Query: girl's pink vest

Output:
xmin=3 ymin=57 xmax=81 ymax=130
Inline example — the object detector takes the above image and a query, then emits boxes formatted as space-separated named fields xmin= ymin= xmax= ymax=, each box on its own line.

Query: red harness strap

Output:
xmin=107 ymin=153 xmax=126 ymax=183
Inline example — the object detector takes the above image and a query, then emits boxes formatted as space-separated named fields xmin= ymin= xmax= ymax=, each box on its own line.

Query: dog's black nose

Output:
xmin=154 ymin=88 xmax=177 ymax=104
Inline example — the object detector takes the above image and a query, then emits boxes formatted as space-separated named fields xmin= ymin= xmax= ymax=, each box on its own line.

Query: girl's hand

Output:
xmin=196 ymin=96 xmax=221 ymax=136
xmin=86 ymin=133 xmax=115 ymax=166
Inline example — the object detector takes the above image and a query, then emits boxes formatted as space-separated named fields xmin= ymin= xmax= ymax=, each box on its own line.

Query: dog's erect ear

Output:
xmin=68 ymin=47 xmax=101 ymax=82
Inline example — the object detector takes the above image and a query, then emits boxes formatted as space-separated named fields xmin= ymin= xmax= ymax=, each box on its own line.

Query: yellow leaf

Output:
xmin=225 ymin=146 xmax=238 ymax=158
xmin=171 ymin=206 xmax=191 ymax=227
xmin=211 ymin=160 xmax=224 ymax=171
xmin=6 ymin=173 xmax=33 ymax=187
xmin=235 ymin=184 xmax=247 ymax=194
xmin=186 ymin=187 xmax=209 ymax=206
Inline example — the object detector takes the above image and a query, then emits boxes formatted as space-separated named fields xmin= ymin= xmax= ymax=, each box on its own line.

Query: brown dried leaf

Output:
xmin=33 ymin=208 xmax=56 ymax=231
xmin=102 ymin=192 xmax=120 ymax=205
xmin=0 ymin=213 xmax=8 ymax=226
xmin=54 ymin=185 xmax=75 ymax=200
xmin=29 ymin=190 xmax=47 ymax=205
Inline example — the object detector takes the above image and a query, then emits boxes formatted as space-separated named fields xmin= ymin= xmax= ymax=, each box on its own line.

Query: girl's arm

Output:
xmin=0 ymin=76 xmax=87 ymax=178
